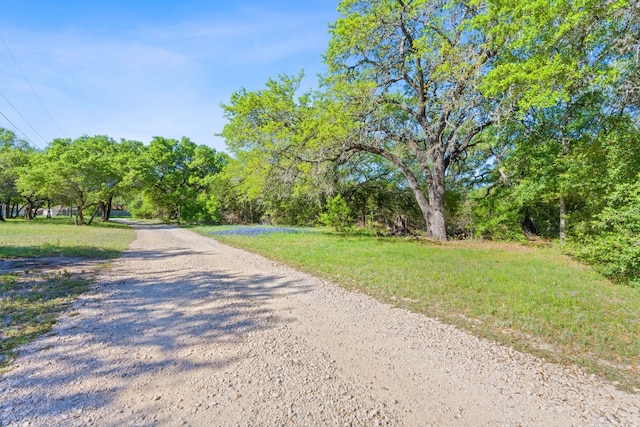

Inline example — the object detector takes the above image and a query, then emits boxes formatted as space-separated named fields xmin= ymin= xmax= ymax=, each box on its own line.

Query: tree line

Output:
xmin=0 ymin=132 xmax=228 ymax=225
xmin=1 ymin=0 xmax=639 ymax=286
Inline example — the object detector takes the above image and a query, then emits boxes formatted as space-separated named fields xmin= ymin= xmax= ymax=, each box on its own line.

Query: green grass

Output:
xmin=194 ymin=225 xmax=640 ymax=392
xmin=0 ymin=217 xmax=133 ymax=259
xmin=0 ymin=271 xmax=90 ymax=369
xmin=0 ymin=217 xmax=135 ymax=370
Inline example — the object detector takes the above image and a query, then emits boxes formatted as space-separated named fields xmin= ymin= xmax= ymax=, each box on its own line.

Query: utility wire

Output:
xmin=0 ymin=109 xmax=34 ymax=145
xmin=0 ymin=33 xmax=64 ymax=136
xmin=0 ymin=89 xmax=48 ymax=145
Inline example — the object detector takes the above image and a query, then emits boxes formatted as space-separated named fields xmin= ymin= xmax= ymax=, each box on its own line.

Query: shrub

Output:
xmin=319 ymin=194 xmax=352 ymax=232
xmin=570 ymin=180 xmax=640 ymax=287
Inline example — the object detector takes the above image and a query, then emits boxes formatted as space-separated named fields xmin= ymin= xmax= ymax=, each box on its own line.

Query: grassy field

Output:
xmin=0 ymin=217 xmax=133 ymax=259
xmin=194 ymin=225 xmax=640 ymax=392
xmin=0 ymin=217 xmax=135 ymax=370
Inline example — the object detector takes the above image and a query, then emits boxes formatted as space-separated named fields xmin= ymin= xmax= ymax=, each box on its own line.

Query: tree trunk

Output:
xmin=3 ymin=197 xmax=10 ymax=219
xmin=349 ymin=142 xmax=450 ymax=240
xmin=428 ymin=203 xmax=446 ymax=240
xmin=88 ymin=203 xmax=102 ymax=225
xmin=559 ymin=138 xmax=570 ymax=244
xmin=426 ymin=159 xmax=447 ymax=241
xmin=75 ymin=206 xmax=85 ymax=225
xmin=0 ymin=204 xmax=5 ymax=221
xmin=23 ymin=198 xmax=36 ymax=220
xmin=393 ymin=163 xmax=447 ymax=241
xmin=521 ymin=213 xmax=538 ymax=238
xmin=102 ymin=195 xmax=113 ymax=221
xmin=24 ymin=206 xmax=33 ymax=220
xmin=427 ymin=193 xmax=447 ymax=240
xmin=391 ymin=215 xmax=410 ymax=236
xmin=401 ymin=169 xmax=434 ymax=237
xmin=559 ymin=197 xmax=566 ymax=245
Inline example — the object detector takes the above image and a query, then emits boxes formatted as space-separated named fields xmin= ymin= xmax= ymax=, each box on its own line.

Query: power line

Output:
xmin=0 ymin=33 xmax=64 ymax=136
xmin=0 ymin=109 xmax=35 ymax=145
xmin=0 ymin=90 xmax=48 ymax=145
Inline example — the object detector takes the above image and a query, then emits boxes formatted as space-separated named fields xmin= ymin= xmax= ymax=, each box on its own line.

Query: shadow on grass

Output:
xmin=1 ymin=217 xmax=130 ymax=228
xmin=0 ymin=238 xmax=311 ymax=423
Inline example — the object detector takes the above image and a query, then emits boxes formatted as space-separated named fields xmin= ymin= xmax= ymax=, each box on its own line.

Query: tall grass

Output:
xmin=195 ymin=226 xmax=640 ymax=392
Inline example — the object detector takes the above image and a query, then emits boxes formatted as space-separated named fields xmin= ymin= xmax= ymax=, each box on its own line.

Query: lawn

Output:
xmin=195 ymin=225 xmax=640 ymax=392
xmin=0 ymin=217 xmax=133 ymax=259
xmin=0 ymin=217 xmax=135 ymax=370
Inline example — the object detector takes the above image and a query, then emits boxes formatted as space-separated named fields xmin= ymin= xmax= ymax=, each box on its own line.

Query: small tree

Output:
xmin=319 ymin=194 xmax=352 ymax=232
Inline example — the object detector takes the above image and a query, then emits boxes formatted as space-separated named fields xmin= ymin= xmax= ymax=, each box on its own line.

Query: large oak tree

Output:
xmin=325 ymin=0 xmax=497 ymax=240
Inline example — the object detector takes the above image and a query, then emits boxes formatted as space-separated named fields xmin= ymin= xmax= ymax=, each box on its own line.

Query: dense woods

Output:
xmin=1 ymin=0 xmax=638 ymax=286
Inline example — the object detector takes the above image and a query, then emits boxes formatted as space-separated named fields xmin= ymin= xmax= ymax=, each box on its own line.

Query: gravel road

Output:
xmin=1 ymin=222 xmax=638 ymax=426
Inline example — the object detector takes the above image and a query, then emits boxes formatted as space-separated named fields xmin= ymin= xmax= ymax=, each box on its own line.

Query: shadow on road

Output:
xmin=0 ymin=225 xmax=311 ymax=422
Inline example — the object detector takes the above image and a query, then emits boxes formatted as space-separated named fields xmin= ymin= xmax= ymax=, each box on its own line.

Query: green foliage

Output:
xmin=136 ymin=137 xmax=226 ymax=223
xmin=571 ymin=180 xmax=640 ymax=287
xmin=326 ymin=0 xmax=497 ymax=239
xmin=127 ymin=193 xmax=157 ymax=219
xmin=213 ymin=0 xmax=638 ymax=247
xmin=219 ymin=73 xmax=345 ymax=225
xmin=319 ymin=194 xmax=352 ymax=231
xmin=467 ymin=188 xmax=524 ymax=241
xmin=457 ymin=0 xmax=640 ymax=246
xmin=468 ymin=105 xmax=640 ymax=286
xmin=479 ymin=0 xmax=623 ymax=111
xmin=205 ymin=164 xmax=259 ymax=224
xmin=339 ymin=154 xmax=424 ymax=230
xmin=0 ymin=129 xmax=35 ymax=219
xmin=14 ymin=135 xmax=143 ymax=224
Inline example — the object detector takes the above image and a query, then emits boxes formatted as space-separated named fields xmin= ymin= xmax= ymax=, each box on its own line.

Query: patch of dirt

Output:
xmin=0 ymin=257 xmax=106 ymax=276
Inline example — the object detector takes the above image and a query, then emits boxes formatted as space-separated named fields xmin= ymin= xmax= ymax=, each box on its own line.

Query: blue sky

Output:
xmin=0 ymin=1 xmax=339 ymax=151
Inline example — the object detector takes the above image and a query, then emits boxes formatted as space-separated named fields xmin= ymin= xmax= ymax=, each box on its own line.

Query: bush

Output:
xmin=128 ymin=194 xmax=156 ymax=219
xmin=319 ymin=194 xmax=352 ymax=232
xmin=570 ymin=181 xmax=640 ymax=287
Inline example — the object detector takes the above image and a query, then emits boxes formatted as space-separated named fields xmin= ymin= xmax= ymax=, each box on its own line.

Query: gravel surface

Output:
xmin=1 ymin=222 xmax=639 ymax=426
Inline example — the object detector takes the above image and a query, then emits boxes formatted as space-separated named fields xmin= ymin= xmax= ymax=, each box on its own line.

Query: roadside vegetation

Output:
xmin=0 ymin=218 xmax=134 ymax=370
xmin=196 ymin=225 xmax=640 ymax=392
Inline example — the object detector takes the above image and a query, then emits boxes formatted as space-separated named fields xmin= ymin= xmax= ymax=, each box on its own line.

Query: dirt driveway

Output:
xmin=1 ymin=222 xmax=638 ymax=426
